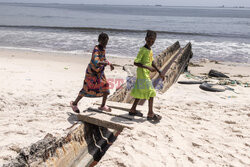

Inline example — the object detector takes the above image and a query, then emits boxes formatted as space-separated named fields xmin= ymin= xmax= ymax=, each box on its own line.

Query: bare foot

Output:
xmin=70 ymin=101 xmax=80 ymax=113
xmin=98 ymin=105 xmax=112 ymax=112
xmin=147 ymin=113 xmax=162 ymax=122
xmin=129 ymin=108 xmax=143 ymax=117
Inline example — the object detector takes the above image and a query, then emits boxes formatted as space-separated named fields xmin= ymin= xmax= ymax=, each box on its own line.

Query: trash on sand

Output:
xmin=199 ymin=83 xmax=225 ymax=92
xmin=208 ymin=69 xmax=229 ymax=78
xmin=228 ymin=96 xmax=237 ymax=98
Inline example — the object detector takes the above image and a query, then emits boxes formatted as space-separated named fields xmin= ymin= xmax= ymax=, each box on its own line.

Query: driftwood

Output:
xmin=3 ymin=125 xmax=86 ymax=167
xmin=3 ymin=123 xmax=116 ymax=167
xmin=77 ymin=101 xmax=148 ymax=131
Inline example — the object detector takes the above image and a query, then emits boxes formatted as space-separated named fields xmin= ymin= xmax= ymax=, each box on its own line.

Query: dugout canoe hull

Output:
xmin=108 ymin=41 xmax=193 ymax=105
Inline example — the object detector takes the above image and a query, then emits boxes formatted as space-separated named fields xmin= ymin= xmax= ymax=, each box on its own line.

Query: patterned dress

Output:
xmin=130 ymin=46 xmax=156 ymax=100
xmin=79 ymin=45 xmax=110 ymax=97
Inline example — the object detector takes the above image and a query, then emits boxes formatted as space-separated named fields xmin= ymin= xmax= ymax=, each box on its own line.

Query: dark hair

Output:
xmin=146 ymin=30 xmax=157 ymax=38
xmin=98 ymin=32 xmax=109 ymax=42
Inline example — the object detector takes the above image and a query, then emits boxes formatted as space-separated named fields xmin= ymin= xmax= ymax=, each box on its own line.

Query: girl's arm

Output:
xmin=97 ymin=61 xmax=109 ymax=66
xmin=152 ymin=61 xmax=161 ymax=73
xmin=97 ymin=61 xmax=114 ymax=71
xmin=152 ymin=61 xmax=165 ymax=80
xmin=134 ymin=62 xmax=156 ymax=72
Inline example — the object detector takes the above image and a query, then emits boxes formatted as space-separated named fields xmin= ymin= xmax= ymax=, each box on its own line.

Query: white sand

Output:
xmin=0 ymin=48 xmax=250 ymax=166
xmin=97 ymin=62 xmax=250 ymax=166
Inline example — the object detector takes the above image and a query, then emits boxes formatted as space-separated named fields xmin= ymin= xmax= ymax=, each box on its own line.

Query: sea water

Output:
xmin=0 ymin=3 xmax=250 ymax=62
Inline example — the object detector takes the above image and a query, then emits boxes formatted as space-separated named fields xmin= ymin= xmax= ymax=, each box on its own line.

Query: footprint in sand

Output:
xmin=51 ymin=103 xmax=67 ymax=107
xmin=7 ymin=92 xmax=13 ymax=96
xmin=26 ymin=118 xmax=39 ymax=122
xmin=188 ymin=157 xmax=194 ymax=163
xmin=4 ymin=131 xmax=27 ymax=135
xmin=191 ymin=116 xmax=202 ymax=121
xmin=224 ymin=120 xmax=236 ymax=124
xmin=245 ymin=143 xmax=250 ymax=147
xmin=57 ymin=94 xmax=65 ymax=99
xmin=231 ymin=128 xmax=242 ymax=133
xmin=192 ymin=142 xmax=201 ymax=148
xmin=236 ymin=134 xmax=244 ymax=138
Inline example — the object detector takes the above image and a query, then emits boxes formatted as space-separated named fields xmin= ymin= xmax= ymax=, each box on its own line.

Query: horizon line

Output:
xmin=0 ymin=2 xmax=249 ymax=8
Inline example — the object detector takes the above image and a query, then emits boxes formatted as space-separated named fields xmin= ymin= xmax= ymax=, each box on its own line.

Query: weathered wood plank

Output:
xmin=77 ymin=102 xmax=147 ymax=131
xmin=77 ymin=114 xmax=127 ymax=131
xmin=94 ymin=101 xmax=147 ymax=111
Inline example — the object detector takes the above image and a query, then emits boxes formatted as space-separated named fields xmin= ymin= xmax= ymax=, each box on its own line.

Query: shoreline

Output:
xmin=1 ymin=48 xmax=250 ymax=166
xmin=1 ymin=47 xmax=249 ymax=65
xmin=0 ymin=47 xmax=135 ymax=60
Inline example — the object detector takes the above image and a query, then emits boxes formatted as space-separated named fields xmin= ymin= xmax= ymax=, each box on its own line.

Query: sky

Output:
xmin=0 ymin=0 xmax=250 ymax=7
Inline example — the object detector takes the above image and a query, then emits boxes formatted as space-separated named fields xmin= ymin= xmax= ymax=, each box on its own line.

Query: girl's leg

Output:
xmin=70 ymin=94 xmax=82 ymax=113
xmin=99 ymin=92 xmax=111 ymax=112
xmin=130 ymin=98 xmax=140 ymax=113
xmin=147 ymin=97 xmax=162 ymax=121
xmin=148 ymin=97 xmax=154 ymax=117
xmin=101 ymin=92 xmax=109 ymax=107
xmin=72 ymin=95 xmax=83 ymax=105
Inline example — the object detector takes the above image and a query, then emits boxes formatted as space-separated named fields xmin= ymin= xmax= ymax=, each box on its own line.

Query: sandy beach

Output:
xmin=98 ymin=64 xmax=250 ymax=166
xmin=0 ymin=48 xmax=131 ymax=166
xmin=0 ymin=48 xmax=250 ymax=166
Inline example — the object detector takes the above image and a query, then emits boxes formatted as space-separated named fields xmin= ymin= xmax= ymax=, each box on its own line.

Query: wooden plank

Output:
xmin=77 ymin=114 xmax=127 ymax=131
xmin=77 ymin=102 xmax=147 ymax=131
xmin=94 ymin=101 xmax=147 ymax=111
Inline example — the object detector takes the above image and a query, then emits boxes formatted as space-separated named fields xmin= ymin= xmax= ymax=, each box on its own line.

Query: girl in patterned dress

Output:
xmin=129 ymin=30 xmax=165 ymax=122
xmin=70 ymin=33 xmax=114 ymax=113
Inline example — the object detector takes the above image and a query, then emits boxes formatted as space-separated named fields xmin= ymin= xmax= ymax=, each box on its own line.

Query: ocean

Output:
xmin=0 ymin=3 xmax=250 ymax=63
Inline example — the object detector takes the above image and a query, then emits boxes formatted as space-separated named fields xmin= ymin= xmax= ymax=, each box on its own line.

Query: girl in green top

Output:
xmin=129 ymin=30 xmax=164 ymax=122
